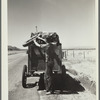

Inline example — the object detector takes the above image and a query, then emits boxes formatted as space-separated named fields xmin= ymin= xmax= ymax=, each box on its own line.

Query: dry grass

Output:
xmin=62 ymin=49 xmax=97 ymax=82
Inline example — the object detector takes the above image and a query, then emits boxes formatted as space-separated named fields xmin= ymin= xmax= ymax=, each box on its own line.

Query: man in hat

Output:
xmin=44 ymin=42 xmax=61 ymax=94
xmin=33 ymin=32 xmax=62 ymax=94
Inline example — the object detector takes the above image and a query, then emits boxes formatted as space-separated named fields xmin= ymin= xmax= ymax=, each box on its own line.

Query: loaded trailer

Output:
xmin=22 ymin=32 xmax=66 ymax=88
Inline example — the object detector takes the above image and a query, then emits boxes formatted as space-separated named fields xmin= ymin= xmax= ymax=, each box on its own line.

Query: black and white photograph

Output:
xmin=2 ymin=0 xmax=98 ymax=100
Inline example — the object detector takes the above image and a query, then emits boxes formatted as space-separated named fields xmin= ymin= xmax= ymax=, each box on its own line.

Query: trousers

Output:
xmin=44 ymin=60 xmax=54 ymax=92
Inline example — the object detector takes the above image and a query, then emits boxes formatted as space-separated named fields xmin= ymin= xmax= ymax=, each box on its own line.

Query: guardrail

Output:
xmin=62 ymin=48 xmax=96 ymax=60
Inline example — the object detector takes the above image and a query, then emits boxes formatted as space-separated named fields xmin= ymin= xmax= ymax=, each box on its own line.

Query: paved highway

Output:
xmin=8 ymin=52 xmax=96 ymax=100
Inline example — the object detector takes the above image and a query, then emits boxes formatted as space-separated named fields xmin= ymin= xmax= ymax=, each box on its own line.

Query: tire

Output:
xmin=22 ymin=65 xmax=27 ymax=88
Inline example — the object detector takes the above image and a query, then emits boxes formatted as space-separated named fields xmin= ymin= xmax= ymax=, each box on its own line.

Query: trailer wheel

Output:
xmin=22 ymin=65 xmax=27 ymax=88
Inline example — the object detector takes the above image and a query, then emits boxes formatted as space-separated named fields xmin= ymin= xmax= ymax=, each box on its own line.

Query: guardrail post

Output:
xmin=73 ymin=50 xmax=75 ymax=58
xmin=65 ymin=51 xmax=67 ymax=59
xmin=67 ymin=50 xmax=68 ymax=56
xmin=83 ymin=51 xmax=85 ymax=59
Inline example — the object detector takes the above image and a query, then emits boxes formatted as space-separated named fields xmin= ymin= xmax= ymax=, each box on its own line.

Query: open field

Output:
xmin=62 ymin=49 xmax=97 ymax=80
xmin=62 ymin=49 xmax=97 ymax=94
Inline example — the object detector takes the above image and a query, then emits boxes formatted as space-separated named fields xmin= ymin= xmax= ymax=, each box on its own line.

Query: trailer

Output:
xmin=22 ymin=32 xmax=65 ymax=88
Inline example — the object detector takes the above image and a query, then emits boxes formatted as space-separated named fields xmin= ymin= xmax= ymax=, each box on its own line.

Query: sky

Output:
xmin=8 ymin=0 xmax=96 ymax=49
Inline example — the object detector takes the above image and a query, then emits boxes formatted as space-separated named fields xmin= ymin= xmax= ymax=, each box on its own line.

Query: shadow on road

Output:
xmin=25 ymin=73 xmax=85 ymax=94
xmin=38 ymin=73 xmax=85 ymax=94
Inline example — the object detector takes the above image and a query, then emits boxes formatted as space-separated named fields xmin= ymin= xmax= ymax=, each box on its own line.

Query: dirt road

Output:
xmin=8 ymin=52 xmax=96 ymax=100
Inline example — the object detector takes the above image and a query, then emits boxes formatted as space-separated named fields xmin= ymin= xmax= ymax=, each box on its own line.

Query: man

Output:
xmin=31 ymin=32 xmax=61 ymax=94
xmin=44 ymin=42 xmax=62 ymax=94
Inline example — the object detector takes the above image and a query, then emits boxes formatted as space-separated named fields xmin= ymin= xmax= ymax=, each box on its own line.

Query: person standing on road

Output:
xmin=44 ymin=42 xmax=62 ymax=95
xmin=31 ymin=32 xmax=62 ymax=94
